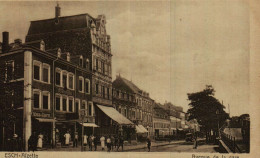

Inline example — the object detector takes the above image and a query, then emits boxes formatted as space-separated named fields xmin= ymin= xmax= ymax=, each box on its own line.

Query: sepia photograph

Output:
xmin=0 ymin=0 xmax=259 ymax=157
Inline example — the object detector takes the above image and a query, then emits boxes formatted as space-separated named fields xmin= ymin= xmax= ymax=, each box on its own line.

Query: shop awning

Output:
xmin=138 ymin=125 xmax=148 ymax=133
xmin=171 ymin=128 xmax=177 ymax=130
xmin=36 ymin=118 xmax=55 ymax=122
xmin=81 ymin=123 xmax=99 ymax=127
xmin=136 ymin=125 xmax=143 ymax=133
xmin=97 ymin=105 xmax=133 ymax=125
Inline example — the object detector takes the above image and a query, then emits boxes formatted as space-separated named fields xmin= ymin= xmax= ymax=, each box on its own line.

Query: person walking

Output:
xmin=93 ymin=135 xmax=98 ymax=151
xmin=88 ymin=135 xmax=93 ymax=151
xmin=193 ymin=134 xmax=198 ymax=149
xmin=100 ymin=135 xmax=105 ymax=151
xmin=110 ymin=135 xmax=115 ymax=151
xmin=147 ymin=137 xmax=151 ymax=152
xmin=64 ymin=131 xmax=71 ymax=147
xmin=106 ymin=136 xmax=111 ymax=152
xmin=83 ymin=134 xmax=88 ymax=150
xmin=117 ymin=136 xmax=124 ymax=151
xmin=28 ymin=132 xmax=38 ymax=152
xmin=37 ymin=133 xmax=43 ymax=150
xmin=73 ymin=132 xmax=78 ymax=148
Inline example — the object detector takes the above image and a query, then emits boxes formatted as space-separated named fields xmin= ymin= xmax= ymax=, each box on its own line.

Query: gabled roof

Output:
xmin=27 ymin=14 xmax=95 ymax=35
xmin=113 ymin=76 xmax=141 ymax=94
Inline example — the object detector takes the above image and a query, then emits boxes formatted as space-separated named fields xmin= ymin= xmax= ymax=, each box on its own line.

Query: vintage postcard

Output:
xmin=0 ymin=0 xmax=259 ymax=158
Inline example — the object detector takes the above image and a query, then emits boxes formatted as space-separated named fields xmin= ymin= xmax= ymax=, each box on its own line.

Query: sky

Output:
xmin=0 ymin=0 xmax=250 ymax=116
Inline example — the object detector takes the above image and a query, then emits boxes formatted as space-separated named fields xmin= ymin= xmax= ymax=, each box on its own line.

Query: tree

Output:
xmin=187 ymin=85 xmax=229 ymax=143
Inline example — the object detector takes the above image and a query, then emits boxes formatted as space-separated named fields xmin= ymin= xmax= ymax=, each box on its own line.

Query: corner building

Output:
xmin=25 ymin=6 xmax=116 ymax=136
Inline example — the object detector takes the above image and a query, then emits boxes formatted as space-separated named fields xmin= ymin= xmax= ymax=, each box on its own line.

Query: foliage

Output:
xmin=187 ymin=85 xmax=229 ymax=132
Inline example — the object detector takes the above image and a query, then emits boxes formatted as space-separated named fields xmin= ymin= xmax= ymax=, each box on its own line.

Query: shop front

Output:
xmin=31 ymin=111 xmax=55 ymax=148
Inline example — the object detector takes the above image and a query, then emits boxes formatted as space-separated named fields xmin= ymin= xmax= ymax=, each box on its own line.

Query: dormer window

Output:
xmin=66 ymin=52 xmax=70 ymax=62
xmin=79 ymin=56 xmax=83 ymax=67
xmin=86 ymin=59 xmax=89 ymax=70
xmin=57 ymin=48 xmax=61 ymax=58
xmin=40 ymin=41 xmax=45 ymax=51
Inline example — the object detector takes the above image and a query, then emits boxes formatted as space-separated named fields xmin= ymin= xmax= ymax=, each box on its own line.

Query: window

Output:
xmin=62 ymin=71 xmax=67 ymax=88
xmin=56 ymin=68 xmax=61 ymax=86
xmin=66 ymin=52 xmax=70 ymax=62
xmin=57 ymin=48 xmax=61 ymax=58
xmin=42 ymin=92 xmax=49 ymax=109
xmin=33 ymin=61 xmax=41 ymax=80
xmin=82 ymin=101 xmax=87 ymax=110
xmin=95 ymin=58 xmax=98 ymax=70
xmin=68 ymin=73 xmax=74 ymax=89
xmin=5 ymin=60 xmax=14 ymax=81
xmin=86 ymin=59 xmax=89 ymax=70
xmin=107 ymin=88 xmax=110 ymax=99
xmin=78 ymin=76 xmax=84 ymax=92
xmin=101 ymin=61 xmax=105 ymax=74
xmin=75 ymin=99 xmax=80 ymax=114
xmin=33 ymin=91 xmax=40 ymax=109
xmin=88 ymin=103 xmax=92 ymax=116
xmin=102 ymin=86 xmax=105 ymax=98
xmin=40 ymin=41 xmax=45 ymax=51
xmin=62 ymin=97 xmax=67 ymax=111
xmin=69 ymin=98 xmax=73 ymax=112
xmin=104 ymin=64 xmax=107 ymax=75
xmin=56 ymin=95 xmax=61 ymax=111
xmin=79 ymin=56 xmax=83 ymax=67
xmin=42 ymin=64 xmax=50 ymax=83
xmin=95 ymin=84 xmax=99 ymax=94
xmin=85 ymin=79 xmax=90 ymax=94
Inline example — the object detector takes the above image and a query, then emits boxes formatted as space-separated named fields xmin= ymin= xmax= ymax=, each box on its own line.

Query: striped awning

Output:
xmin=97 ymin=105 xmax=133 ymax=125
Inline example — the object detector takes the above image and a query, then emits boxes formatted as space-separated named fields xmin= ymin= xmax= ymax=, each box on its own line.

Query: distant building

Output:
xmin=112 ymin=75 xmax=154 ymax=136
xmin=153 ymin=103 xmax=171 ymax=138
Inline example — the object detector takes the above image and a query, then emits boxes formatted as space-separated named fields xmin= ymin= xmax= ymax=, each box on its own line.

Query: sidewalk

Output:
xmin=41 ymin=140 xmax=186 ymax=152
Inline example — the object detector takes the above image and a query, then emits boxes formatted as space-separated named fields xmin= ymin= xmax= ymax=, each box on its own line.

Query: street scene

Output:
xmin=0 ymin=1 xmax=250 ymax=154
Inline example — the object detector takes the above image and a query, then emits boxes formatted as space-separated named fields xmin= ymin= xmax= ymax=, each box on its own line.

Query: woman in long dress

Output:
xmin=64 ymin=131 xmax=71 ymax=146
xmin=37 ymin=133 xmax=43 ymax=149
xmin=83 ymin=134 xmax=88 ymax=146
xmin=100 ymin=136 xmax=105 ymax=151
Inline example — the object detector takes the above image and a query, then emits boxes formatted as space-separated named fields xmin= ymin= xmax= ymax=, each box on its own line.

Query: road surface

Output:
xmin=129 ymin=140 xmax=219 ymax=152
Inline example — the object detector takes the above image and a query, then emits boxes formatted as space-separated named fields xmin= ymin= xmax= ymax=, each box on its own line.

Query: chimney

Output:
xmin=2 ymin=31 xmax=9 ymax=53
xmin=55 ymin=3 xmax=61 ymax=18
xmin=55 ymin=3 xmax=61 ymax=24
xmin=14 ymin=39 xmax=22 ymax=45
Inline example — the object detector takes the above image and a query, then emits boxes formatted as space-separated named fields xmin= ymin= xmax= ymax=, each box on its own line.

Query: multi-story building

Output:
xmin=24 ymin=4 xmax=131 ymax=137
xmin=0 ymin=32 xmax=95 ymax=150
xmin=112 ymin=75 xmax=154 ymax=136
xmin=153 ymin=103 xmax=171 ymax=138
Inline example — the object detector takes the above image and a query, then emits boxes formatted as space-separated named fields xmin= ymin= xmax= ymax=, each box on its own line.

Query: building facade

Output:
xmin=153 ymin=103 xmax=171 ymax=138
xmin=112 ymin=75 xmax=154 ymax=136
xmin=0 ymin=32 xmax=95 ymax=150
xmin=24 ymin=5 xmax=122 ymax=136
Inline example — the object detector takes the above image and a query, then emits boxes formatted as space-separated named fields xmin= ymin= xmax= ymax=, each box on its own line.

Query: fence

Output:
xmin=220 ymin=131 xmax=242 ymax=153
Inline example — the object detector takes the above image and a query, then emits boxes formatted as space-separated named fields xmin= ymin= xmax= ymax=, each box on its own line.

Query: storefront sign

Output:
xmin=32 ymin=112 xmax=51 ymax=118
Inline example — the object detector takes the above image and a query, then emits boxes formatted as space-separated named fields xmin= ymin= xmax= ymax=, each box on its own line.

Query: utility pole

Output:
xmin=80 ymin=109 xmax=85 ymax=152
